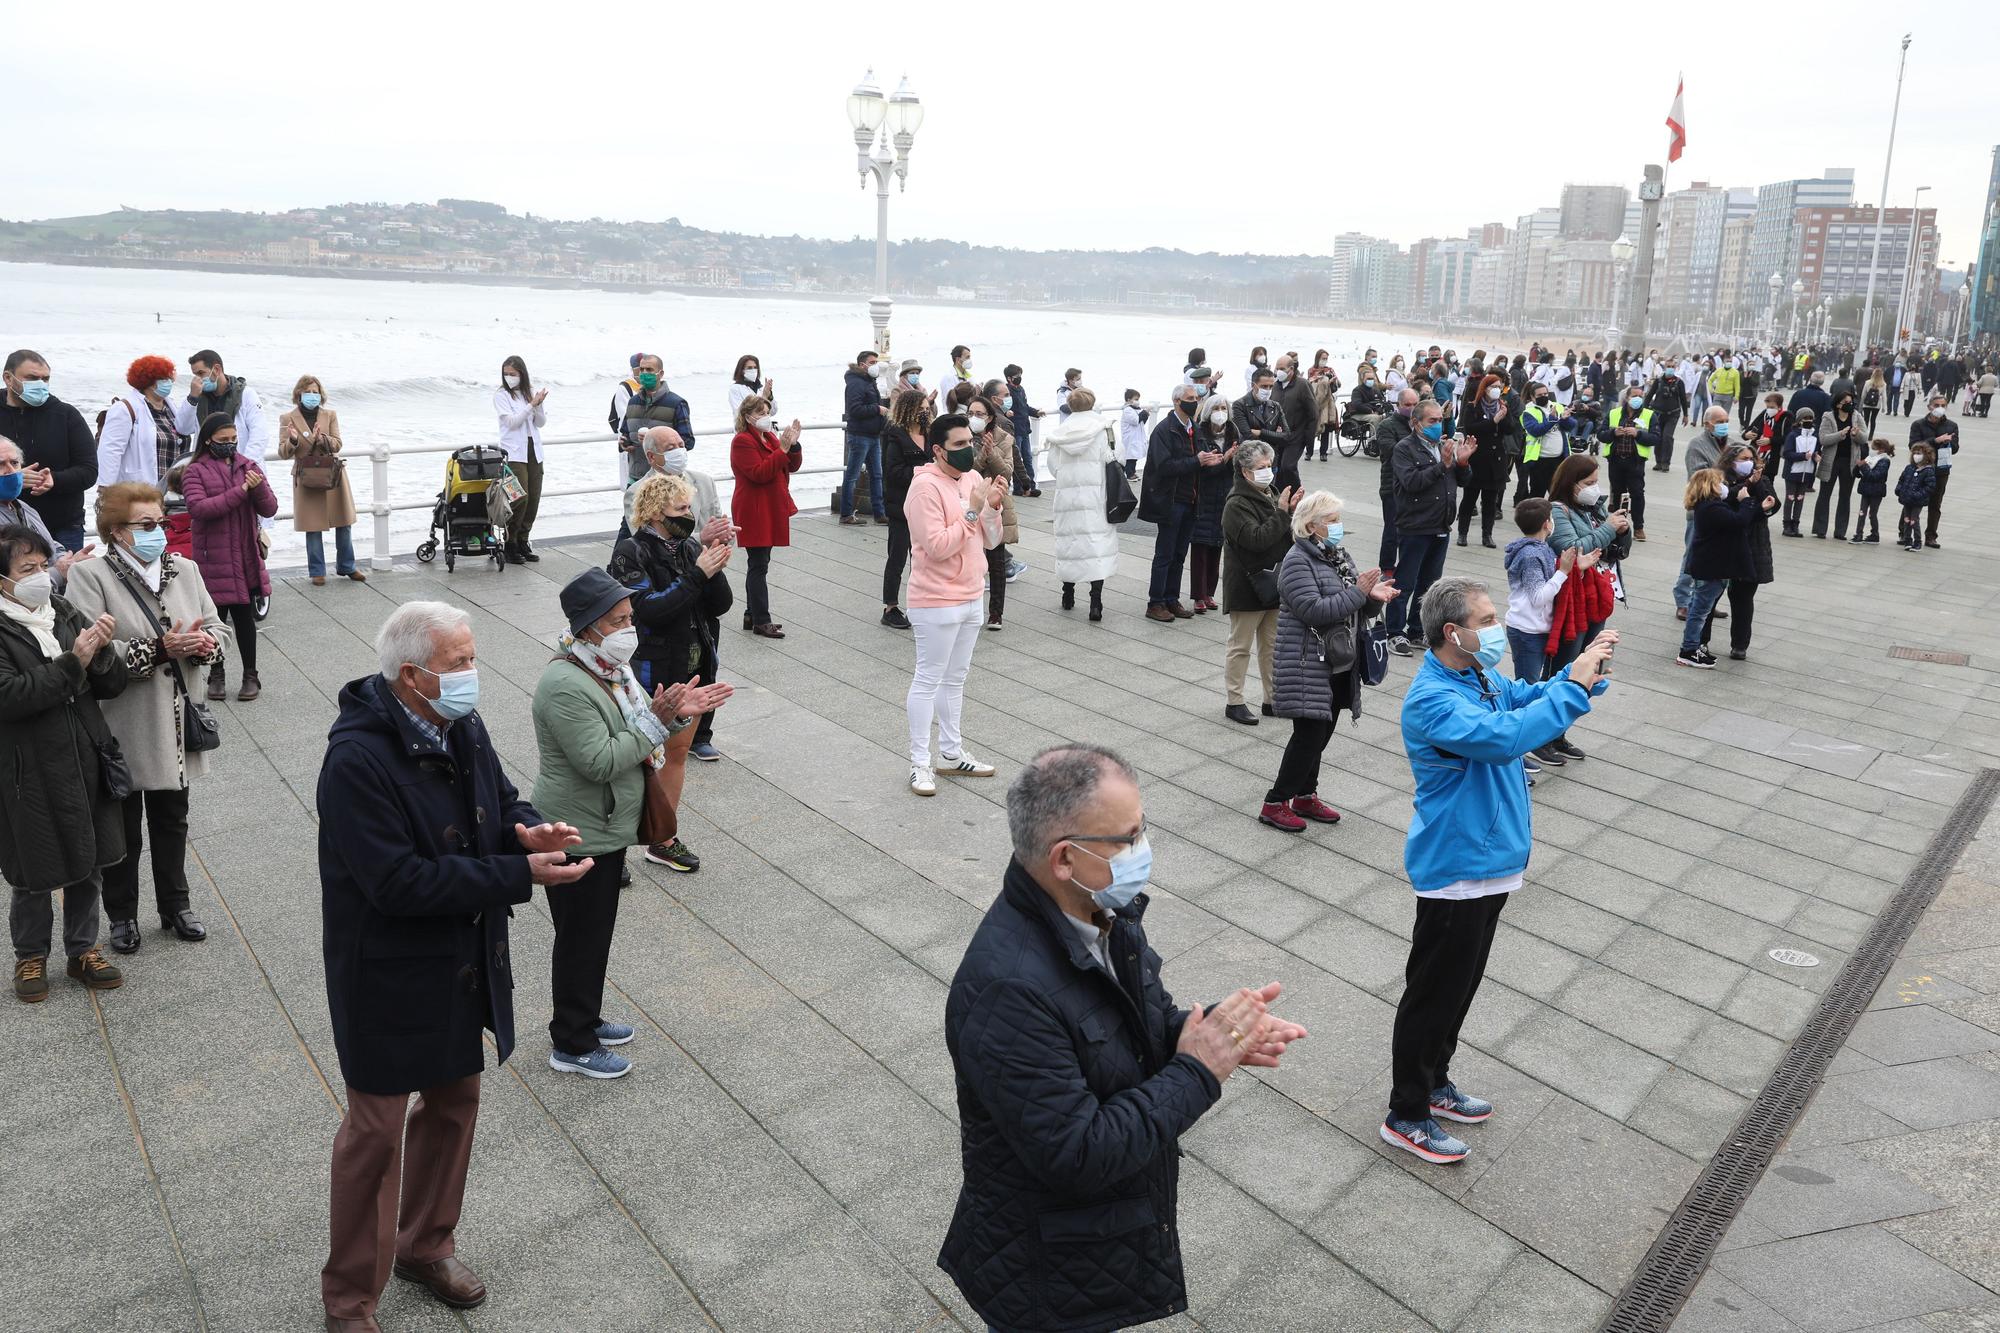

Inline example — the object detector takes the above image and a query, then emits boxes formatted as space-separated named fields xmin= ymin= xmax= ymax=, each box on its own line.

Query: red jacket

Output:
xmin=729 ymin=428 xmax=802 ymax=549
xmin=165 ymin=510 xmax=194 ymax=560
xmin=182 ymin=451 xmax=277 ymax=606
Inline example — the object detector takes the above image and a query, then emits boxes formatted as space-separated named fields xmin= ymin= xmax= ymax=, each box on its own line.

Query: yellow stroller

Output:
xmin=414 ymin=446 xmax=514 ymax=572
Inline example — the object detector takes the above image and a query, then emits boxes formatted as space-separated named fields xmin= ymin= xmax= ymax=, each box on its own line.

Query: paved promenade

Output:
xmin=6 ymin=409 xmax=2000 ymax=1332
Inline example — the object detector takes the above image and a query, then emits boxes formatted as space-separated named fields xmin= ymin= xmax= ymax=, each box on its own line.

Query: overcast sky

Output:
xmin=17 ymin=0 xmax=1994 ymax=268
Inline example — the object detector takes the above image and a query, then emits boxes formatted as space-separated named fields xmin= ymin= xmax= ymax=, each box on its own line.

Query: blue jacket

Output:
xmin=1400 ymin=653 xmax=1593 ymax=892
xmin=939 ymin=859 xmax=1215 ymax=1332
xmin=1855 ymin=454 xmax=1891 ymax=500
xmin=842 ymin=368 xmax=885 ymax=437
xmin=318 ymin=674 xmax=541 ymax=1095
xmin=1010 ymin=381 xmax=1040 ymax=438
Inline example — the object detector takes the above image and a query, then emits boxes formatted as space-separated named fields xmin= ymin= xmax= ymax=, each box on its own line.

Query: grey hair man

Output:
xmin=940 ymin=743 xmax=1305 ymax=1332
xmin=0 ymin=433 xmax=81 ymax=586
xmin=626 ymin=425 xmax=721 ymax=533
xmin=1382 ymin=576 xmax=1615 ymax=1165
xmin=319 ymin=601 xmax=588 ymax=1329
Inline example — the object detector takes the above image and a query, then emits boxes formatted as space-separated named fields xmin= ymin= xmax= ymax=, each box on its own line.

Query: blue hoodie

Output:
xmin=1400 ymin=652 xmax=1594 ymax=892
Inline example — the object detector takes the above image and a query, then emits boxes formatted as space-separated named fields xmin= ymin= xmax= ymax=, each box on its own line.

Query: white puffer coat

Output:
xmin=1042 ymin=410 xmax=1119 ymax=584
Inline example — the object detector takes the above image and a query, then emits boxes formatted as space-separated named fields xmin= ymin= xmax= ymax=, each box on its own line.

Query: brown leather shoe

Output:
xmin=13 ymin=955 xmax=48 ymax=1003
xmin=65 ymin=949 xmax=123 ymax=990
xmin=1167 ymin=601 xmax=1195 ymax=619
xmin=346 ymin=571 xmax=368 ymax=582
xmin=237 ymin=670 xmax=261 ymax=702
xmin=206 ymin=664 xmax=227 ymax=701
xmin=324 ymin=1316 xmax=381 ymax=1332
xmin=394 ymin=1255 xmax=486 ymax=1309
xmin=311 ymin=576 xmax=326 ymax=586
xmin=1145 ymin=605 xmax=1175 ymax=623
xmin=751 ymin=623 xmax=786 ymax=639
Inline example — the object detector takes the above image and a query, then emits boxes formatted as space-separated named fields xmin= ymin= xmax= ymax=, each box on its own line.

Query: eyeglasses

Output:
xmin=123 ymin=520 xmax=164 ymax=533
xmin=1056 ymin=819 xmax=1148 ymax=849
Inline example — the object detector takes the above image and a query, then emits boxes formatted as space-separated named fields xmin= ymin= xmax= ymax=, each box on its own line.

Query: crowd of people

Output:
xmin=0 ymin=321 xmax=1979 ymax=1332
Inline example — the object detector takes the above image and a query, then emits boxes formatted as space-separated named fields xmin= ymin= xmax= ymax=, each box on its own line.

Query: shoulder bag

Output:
xmin=117 ymin=574 xmax=222 ymax=754
xmin=1104 ymin=459 xmax=1138 ymax=524
xmin=1248 ymin=564 xmax=1281 ymax=609
xmin=562 ymin=659 xmax=677 ymax=846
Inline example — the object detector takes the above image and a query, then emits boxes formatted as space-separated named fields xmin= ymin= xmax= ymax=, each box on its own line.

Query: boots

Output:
xmin=206 ymin=664 xmax=226 ymax=701
xmin=1455 ymin=524 xmax=1470 ymax=547
xmin=1480 ymin=525 xmax=1497 ymax=549
xmin=1061 ymin=582 xmax=1075 ymax=611
xmin=1088 ymin=581 xmax=1104 ymax=622
xmin=237 ymin=670 xmax=261 ymax=702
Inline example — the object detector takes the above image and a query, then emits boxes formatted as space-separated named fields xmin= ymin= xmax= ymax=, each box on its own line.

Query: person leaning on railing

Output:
xmin=727 ymin=394 xmax=802 ymax=639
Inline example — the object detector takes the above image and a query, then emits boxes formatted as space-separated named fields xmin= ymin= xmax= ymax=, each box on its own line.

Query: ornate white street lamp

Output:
xmin=845 ymin=70 xmax=922 ymax=358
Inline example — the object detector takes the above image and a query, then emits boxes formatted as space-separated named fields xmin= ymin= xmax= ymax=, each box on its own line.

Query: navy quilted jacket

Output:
xmin=939 ymin=860 xmax=1220 ymax=1333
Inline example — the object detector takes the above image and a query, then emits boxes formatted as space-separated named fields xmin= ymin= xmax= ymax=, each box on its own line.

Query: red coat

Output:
xmin=729 ymin=428 xmax=802 ymax=549
xmin=182 ymin=451 xmax=277 ymax=607
xmin=165 ymin=511 xmax=194 ymax=559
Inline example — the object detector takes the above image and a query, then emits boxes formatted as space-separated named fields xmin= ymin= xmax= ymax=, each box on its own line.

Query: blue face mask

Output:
xmin=130 ymin=527 xmax=169 ymax=563
xmin=0 ymin=473 xmax=20 ymax=502
xmin=1421 ymin=422 xmax=1443 ymax=442
xmin=153 ymin=379 xmax=175 ymax=399
xmin=1713 ymin=422 xmax=1731 ymax=439
xmin=1002 ymin=396 xmax=1015 ymax=411
xmin=415 ymin=665 xmax=480 ymax=720
xmin=1454 ymin=623 xmax=1508 ymax=670
xmin=301 ymin=391 xmax=323 ymax=411
xmin=200 ymin=377 xmax=218 ymax=395
xmin=1628 ymin=395 xmax=1644 ymax=409
xmin=18 ymin=381 xmax=50 ymax=407
xmin=1322 ymin=523 xmax=1345 ymax=548
xmin=1074 ymin=835 xmax=1153 ymax=914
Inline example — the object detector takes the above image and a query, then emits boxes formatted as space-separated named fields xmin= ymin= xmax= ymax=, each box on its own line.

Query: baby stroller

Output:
xmin=414 ymin=446 xmax=512 ymax=572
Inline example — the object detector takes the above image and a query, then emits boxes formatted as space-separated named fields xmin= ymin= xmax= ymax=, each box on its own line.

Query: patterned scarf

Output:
xmin=560 ymin=631 xmax=666 ymax=770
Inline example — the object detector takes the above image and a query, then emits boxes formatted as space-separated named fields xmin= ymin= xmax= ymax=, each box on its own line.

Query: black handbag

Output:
xmin=1104 ymin=460 xmax=1137 ymax=524
xmin=1248 ymin=565 xmax=1281 ymax=609
xmin=95 ymin=735 xmax=134 ymax=801
xmin=1357 ymin=621 xmax=1389 ymax=687
xmin=117 ymin=572 xmax=223 ymax=754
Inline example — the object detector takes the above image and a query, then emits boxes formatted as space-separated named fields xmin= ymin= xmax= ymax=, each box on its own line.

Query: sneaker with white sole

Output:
xmin=910 ymin=765 xmax=937 ymax=796
xmin=1380 ymin=1115 xmax=1469 ymax=1164
xmin=1428 ymin=1081 xmax=1494 ymax=1124
xmin=549 ymin=1046 xmax=631 ymax=1079
xmin=1388 ymin=636 xmax=1415 ymax=658
xmin=938 ymin=752 xmax=995 ymax=777
xmin=594 ymin=1021 xmax=635 ymax=1047
xmin=1675 ymin=650 xmax=1716 ymax=669
xmin=1005 ymin=559 xmax=1028 ymax=582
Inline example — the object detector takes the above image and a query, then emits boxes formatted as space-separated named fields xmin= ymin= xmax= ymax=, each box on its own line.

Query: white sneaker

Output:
xmin=938 ymin=751 xmax=995 ymax=777
xmin=910 ymin=764 xmax=937 ymax=796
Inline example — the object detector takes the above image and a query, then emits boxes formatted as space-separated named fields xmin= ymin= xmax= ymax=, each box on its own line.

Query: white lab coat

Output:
xmin=99 ymin=386 xmax=172 ymax=487
xmin=1119 ymin=403 xmax=1149 ymax=463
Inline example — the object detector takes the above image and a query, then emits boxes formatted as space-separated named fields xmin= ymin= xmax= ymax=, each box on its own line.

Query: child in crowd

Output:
xmin=1851 ymin=438 xmax=1893 ymax=545
xmin=1779 ymin=407 xmax=1818 ymax=537
xmin=1894 ymin=443 xmax=1937 ymax=552
xmin=1504 ymin=498 xmax=1596 ymax=685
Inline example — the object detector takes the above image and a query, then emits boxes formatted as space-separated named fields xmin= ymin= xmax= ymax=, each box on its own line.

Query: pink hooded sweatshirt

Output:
xmin=903 ymin=463 xmax=1002 ymax=608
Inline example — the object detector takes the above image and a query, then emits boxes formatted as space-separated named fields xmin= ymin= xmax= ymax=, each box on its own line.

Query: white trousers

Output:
xmin=906 ymin=598 xmax=984 ymax=767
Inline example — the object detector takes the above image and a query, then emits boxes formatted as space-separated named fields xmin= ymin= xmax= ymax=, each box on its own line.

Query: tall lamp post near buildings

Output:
xmin=1766 ymin=272 xmax=1784 ymax=345
xmin=1858 ymin=33 xmax=1913 ymax=356
xmin=1893 ymin=184 xmax=1931 ymax=345
xmin=1789 ymin=278 xmax=1806 ymax=342
xmin=844 ymin=70 xmax=923 ymax=359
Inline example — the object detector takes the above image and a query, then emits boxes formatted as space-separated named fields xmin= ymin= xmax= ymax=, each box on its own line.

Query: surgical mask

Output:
xmin=905 ymin=376 xmax=920 ymax=389
xmin=1713 ymin=422 xmax=1731 ymax=440
xmin=1454 ymin=623 xmax=1508 ymax=670
xmin=1732 ymin=459 xmax=1754 ymax=476
xmin=18 ymin=381 xmax=50 ymax=407
xmin=596 ymin=627 xmax=639 ymax=666
xmin=301 ymin=391 xmax=322 ymax=411
xmin=753 ymin=414 xmax=776 ymax=434
xmin=3 ymin=570 xmax=51 ymax=610
xmin=1255 ymin=388 xmax=1273 ymax=403
xmin=1929 ymin=406 xmax=1944 ymax=418
xmin=1396 ymin=403 xmax=1413 ymax=418
xmin=415 ymin=665 xmax=480 ymax=721
xmin=130 ymin=528 xmax=168 ymax=563
xmin=1421 ymin=422 xmax=1443 ymax=442
xmin=944 ymin=444 xmax=977 ymax=472
xmin=199 ymin=377 xmax=218 ymax=395
xmin=1252 ymin=466 xmax=1274 ymax=487
xmin=503 ymin=374 xmax=520 ymax=390
xmin=153 ymin=379 xmax=175 ymax=399
xmin=1630 ymin=395 xmax=1645 ymax=409
xmin=1576 ymin=483 xmax=1604 ymax=507
xmin=1195 ymin=383 xmax=1210 ymax=398
xmin=1210 ymin=409 xmax=1229 ymax=426
xmin=1323 ymin=522 xmax=1345 ymax=547
xmin=1002 ymin=396 xmax=1015 ymax=411
xmin=0 ymin=473 xmax=20 ymax=502
xmin=1075 ymin=835 xmax=1153 ymax=914
xmin=638 ymin=372 xmax=660 ymax=391
xmin=1487 ymin=386 xmax=1502 ymax=401
xmin=658 ymin=447 xmax=688 ymax=474
xmin=743 ymin=369 xmax=760 ymax=384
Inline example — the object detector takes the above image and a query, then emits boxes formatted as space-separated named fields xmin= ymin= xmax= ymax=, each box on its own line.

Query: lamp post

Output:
xmin=1766 ymin=272 xmax=1784 ymax=346
xmin=1609 ymin=234 xmax=1635 ymax=337
xmin=1858 ymin=33 xmax=1912 ymax=359
xmin=1893 ymin=185 xmax=1931 ymax=347
xmin=1789 ymin=278 xmax=1805 ymax=343
xmin=844 ymin=70 xmax=923 ymax=359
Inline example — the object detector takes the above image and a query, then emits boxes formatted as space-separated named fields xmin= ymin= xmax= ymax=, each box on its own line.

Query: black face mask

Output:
xmin=206 ymin=440 xmax=237 ymax=458
xmin=665 ymin=514 xmax=696 ymax=538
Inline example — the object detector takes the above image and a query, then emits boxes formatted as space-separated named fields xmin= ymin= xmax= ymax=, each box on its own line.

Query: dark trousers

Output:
xmin=101 ymin=787 xmax=191 ymax=922
xmin=1013 ymin=434 xmax=1038 ymax=492
xmin=1856 ymin=495 xmax=1883 ymax=539
xmin=1456 ymin=466 xmax=1505 ymax=539
xmin=744 ymin=546 xmax=774 ymax=626
xmin=545 ymin=849 xmax=627 ymax=1056
xmin=1812 ymin=462 xmax=1856 ymax=538
xmin=1926 ymin=469 xmax=1950 ymax=541
xmin=985 ymin=545 xmax=1009 ymax=621
xmin=1862 ymin=407 xmax=1880 ymax=435
xmin=1899 ymin=503 xmax=1925 ymax=546
xmin=1386 ymin=532 xmax=1449 ymax=640
xmin=1606 ymin=455 xmax=1647 ymax=531
xmin=1737 ymin=381 xmax=1760 ymax=427
xmin=1545 ymin=616 xmax=1606 ymax=742
xmin=1525 ymin=455 xmax=1561 ymax=501
xmin=507 ymin=459 xmax=543 ymax=548
xmin=215 ymin=602 xmax=258 ymax=673
xmin=882 ymin=514 xmax=911 ymax=606
xmin=1783 ymin=474 xmax=1814 ymax=531
xmin=1652 ymin=424 xmax=1675 ymax=471
xmin=323 ymin=1072 xmax=482 ymax=1321
xmin=1389 ymin=892 xmax=1508 ymax=1122
xmin=50 ymin=523 xmax=87 ymax=553
xmin=1266 ymin=710 xmax=1341 ymax=803
xmin=1697 ymin=580 xmax=1759 ymax=654
xmin=10 ymin=878 xmax=100 ymax=960
xmin=1273 ymin=442 xmax=1305 ymax=496
xmin=693 ymin=618 xmax=719 ymax=747
xmin=1376 ymin=487 xmax=1399 ymax=571
xmin=1189 ymin=542 xmax=1221 ymax=603
xmin=1147 ymin=501 xmax=1196 ymax=606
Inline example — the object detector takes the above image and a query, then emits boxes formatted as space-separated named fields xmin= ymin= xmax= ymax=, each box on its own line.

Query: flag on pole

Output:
xmin=1666 ymin=76 xmax=1686 ymax=162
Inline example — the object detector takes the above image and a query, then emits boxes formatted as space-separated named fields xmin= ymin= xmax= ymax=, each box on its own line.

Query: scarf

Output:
xmin=560 ymin=632 xmax=666 ymax=770
xmin=0 ymin=591 xmax=62 ymax=659
xmin=1545 ymin=565 xmax=1614 ymax=655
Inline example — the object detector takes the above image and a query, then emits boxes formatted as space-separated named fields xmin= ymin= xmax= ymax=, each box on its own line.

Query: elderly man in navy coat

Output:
xmin=939 ymin=744 xmax=1307 ymax=1333
xmin=318 ymin=601 xmax=589 ymax=1333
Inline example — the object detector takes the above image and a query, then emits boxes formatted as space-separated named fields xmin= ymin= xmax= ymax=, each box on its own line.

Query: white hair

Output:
xmin=1292 ymin=489 xmax=1344 ymax=539
xmin=0 ymin=434 xmax=18 ymax=463
xmin=376 ymin=601 xmax=471 ymax=678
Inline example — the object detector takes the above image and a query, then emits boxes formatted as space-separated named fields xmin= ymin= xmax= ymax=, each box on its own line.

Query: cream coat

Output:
xmin=63 ymin=553 xmax=231 ymax=792
xmin=1041 ymin=410 xmax=1119 ymax=584
xmin=276 ymin=406 xmax=359 ymax=531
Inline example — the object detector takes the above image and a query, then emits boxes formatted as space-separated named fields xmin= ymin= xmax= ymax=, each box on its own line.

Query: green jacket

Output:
xmin=529 ymin=657 xmax=660 ymax=856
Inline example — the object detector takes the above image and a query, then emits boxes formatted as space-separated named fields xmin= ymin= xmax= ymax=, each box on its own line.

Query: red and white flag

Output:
xmin=1666 ymin=76 xmax=1686 ymax=162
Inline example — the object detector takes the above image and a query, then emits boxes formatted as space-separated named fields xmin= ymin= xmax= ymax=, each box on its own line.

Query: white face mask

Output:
xmin=657 ymin=447 xmax=688 ymax=474
xmin=1487 ymin=386 xmax=1502 ymax=400
xmin=1255 ymin=388 xmax=1273 ymax=403
xmin=1929 ymin=406 xmax=1945 ymax=418
xmin=4 ymin=570 xmax=52 ymax=610
xmin=1251 ymin=466 xmax=1274 ymax=487
xmin=753 ymin=414 xmax=776 ymax=434
xmin=967 ymin=414 xmax=988 ymax=433
xmin=743 ymin=368 xmax=760 ymax=384
xmin=1575 ymin=484 xmax=1603 ymax=507
xmin=1210 ymin=409 xmax=1229 ymax=426
xmin=596 ymin=627 xmax=639 ymax=666
xmin=1275 ymin=368 xmax=1291 ymax=383
xmin=503 ymin=373 xmax=520 ymax=390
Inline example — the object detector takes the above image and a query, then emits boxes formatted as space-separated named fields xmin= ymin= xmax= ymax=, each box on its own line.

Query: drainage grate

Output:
xmin=1889 ymin=645 xmax=1971 ymax=667
xmin=1598 ymin=767 xmax=2000 ymax=1333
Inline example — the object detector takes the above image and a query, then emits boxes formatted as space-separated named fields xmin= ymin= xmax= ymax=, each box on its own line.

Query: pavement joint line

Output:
xmin=480 ymin=1030 xmax=725 ymax=1333
xmin=87 ymin=986 xmax=213 ymax=1333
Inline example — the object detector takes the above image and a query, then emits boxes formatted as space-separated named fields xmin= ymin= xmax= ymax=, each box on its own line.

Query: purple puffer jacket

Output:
xmin=182 ymin=451 xmax=277 ymax=607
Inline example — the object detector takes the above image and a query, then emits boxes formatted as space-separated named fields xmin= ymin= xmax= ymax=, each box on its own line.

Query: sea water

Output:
xmin=2 ymin=261 xmax=1429 ymax=565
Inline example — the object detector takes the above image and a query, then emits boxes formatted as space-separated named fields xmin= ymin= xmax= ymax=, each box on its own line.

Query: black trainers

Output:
xmin=1531 ymin=744 xmax=1566 ymax=767
xmin=1551 ymin=739 xmax=1585 ymax=761
xmin=881 ymin=606 xmax=911 ymax=629
xmin=644 ymin=839 xmax=700 ymax=873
